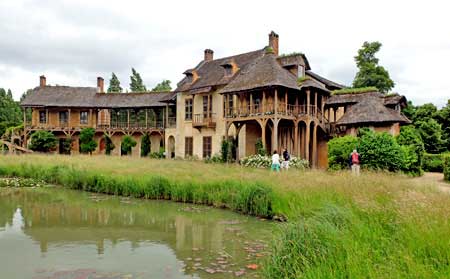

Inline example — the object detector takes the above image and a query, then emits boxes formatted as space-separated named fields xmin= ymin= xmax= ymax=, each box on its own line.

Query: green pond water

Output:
xmin=0 ymin=187 xmax=276 ymax=279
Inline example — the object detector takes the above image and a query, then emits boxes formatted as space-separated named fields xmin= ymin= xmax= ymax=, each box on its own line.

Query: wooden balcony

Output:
xmin=225 ymin=104 xmax=324 ymax=119
xmin=193 ymin=113 xmax=216 ymax=129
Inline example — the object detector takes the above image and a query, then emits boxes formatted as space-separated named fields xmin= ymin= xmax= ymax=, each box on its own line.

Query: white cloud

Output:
xmin=0 ymin=0 xmax=449 ymax=106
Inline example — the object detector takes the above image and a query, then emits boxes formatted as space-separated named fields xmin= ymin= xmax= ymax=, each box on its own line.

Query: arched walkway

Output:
xmin=168 ymin=135 xmax=175 ymax=158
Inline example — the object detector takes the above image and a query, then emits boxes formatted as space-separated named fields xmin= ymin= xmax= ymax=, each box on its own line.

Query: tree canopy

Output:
xmin=0 ymin=88 xmax=21 ymax=137
xmin=352 ymin=41 xmax=395 ymax=93
xmin=107 ymin=73 xmax=123 ymax=93
xmin=129 ymin=68 xmax=147 ymax=92
xmin=152 ymin=80 xmax=172 ymax=92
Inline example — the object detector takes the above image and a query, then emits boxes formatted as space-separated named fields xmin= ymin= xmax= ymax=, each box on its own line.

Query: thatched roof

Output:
xmin=21 ymin=86 xmax=174 ymax=108
xmin=305 ymin=71 xmax=345 ymax=90
xmin=298 ymin=78 xmax=330 ymax=93
xmin=176 ymin=49 xmax=265 ymax=93
xmin=384 ymin=94 xmax=407 ymax=107
xmin=326 ymin=91 xmax=383 ymax=106
xmin=219 ymin=53 xmax=299 ymax=94
xmin=336 ymin=96 xmax=411 ymax=125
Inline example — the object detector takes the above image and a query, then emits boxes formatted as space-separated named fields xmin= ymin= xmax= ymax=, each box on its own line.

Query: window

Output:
xmin=80 ymin=111 xmax=88 ymax=124
xmin=298 ymin=65 xmax=305 ymax=78
xmin=203 ymin=95 xmax=213 ymax=117
xmin=186 ymin=74 xmax=193 ymax=83
xmin=39 ymin=110 xmax=46 ymax=124
xmin=223 ymin=95 xmax=234 ymax=117
xmin=203 ymin=136 xmax=212 ymax=158
xmin=185 ymin=99 xmax=193 ymax=120
xmin=224 ymin=65 xmax=233 ymax=76
xmin=59 ymin=111 xmax=68 ymax=125
xmin=185 ymin=137 xmax=193 ymax=157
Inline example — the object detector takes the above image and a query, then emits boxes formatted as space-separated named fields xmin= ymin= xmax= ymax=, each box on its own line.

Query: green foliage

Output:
xmin=240 ymin=154 xmax=309 ymax=170
xmin=140 ymin=133 xmax=151 ymax=157
xmin=0 ymin=162 xmax=274 ymax=218
xmin=352 ymin=41 xmax=395 ymax=93
xmin=444 ymin=156 xmax=450 ymax=181
xmin=204 ymin=154 xmax=223 ymax=164
xmin=331 ymin=86 xmax=378 ymax=95
xmin=422 ymin=153 xmax=444 ymax=172
xmin=437 ymin=100 xmax=450 ymax=151
xmin=151 ymin=80 xmax=172 ymax=92
xmin=359 ymin=130 xmax=404 ymax=172
xmin=29 ymin=131 xmax=57 ymax=152
xmin=327 ymin=136 xmax=359 ymax=170
xmin=61 ymin=137 xmax=72 ymax=155
xmin=402 ymin=101 xmax=416 ymax=120
xmin=121 ymin=135 xmax=137 ymax=155
xmin=265 ymin=46 xmax=274 ymax=54
xmin=255 ymin=138 xmax=267 ymax=156
xmin=416 ymin=118 xmax=445 ymax=154
xmin=149 ymin=147 xmax=165 ymax=159
xmin=297 ymin=76 xmax=311 ymax=84
xmin=396 ymin=126 xmax=425 ymax=175
xmin=279 ymin=52 xmax=305 ymax=58
xmin=107 ymin=73 xmax=122 ymax=93
xmin=129 ymin=68 xmax=147 ymax=92
xmin=220 ymin=139 xmax=234 ymax=163
xmin=104 ymin=134 xmax=114 ymax=155
xmin=79 ymin=128 xmax=97 ymax=154
xmin=0 ymin=88 xmax=21 ymax=136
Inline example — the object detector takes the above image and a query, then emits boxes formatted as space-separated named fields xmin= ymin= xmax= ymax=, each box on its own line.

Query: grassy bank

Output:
xmin=1 ymin=154 xmax=450 ymax=277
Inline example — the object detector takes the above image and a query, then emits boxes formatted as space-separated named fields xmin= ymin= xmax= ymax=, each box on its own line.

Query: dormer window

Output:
xmin=186 ymin=73 xmax=193 ymax=83
xmin=224 ymin=65 xmax=233 ymax=77
xmin=298 ymin=65 xmax=305 ymax=78
xmin=183 ymin=69 xmax=198 ymax=84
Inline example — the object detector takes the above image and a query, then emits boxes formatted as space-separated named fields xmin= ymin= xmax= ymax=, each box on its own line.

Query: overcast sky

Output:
xmin=0 ymin=0 xmax=449 ymax=106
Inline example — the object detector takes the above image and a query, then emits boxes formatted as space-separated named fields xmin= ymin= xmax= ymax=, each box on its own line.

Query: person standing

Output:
xmin=271 ymin=150 xmax=281 ymax=172
xmin=281 ymin=147 xmax=290 ymax=170
xmin=349 ymin=149 xmax=361 ymax=176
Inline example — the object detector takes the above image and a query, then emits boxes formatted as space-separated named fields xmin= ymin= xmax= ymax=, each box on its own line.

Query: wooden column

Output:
xmin=295 ymin=95 xmax=299 ymax=115
xmin=321 ymin=96 xmax=325 ymax=122
xmin=46 ymin=109 xmax=48 ymax=125
xmin=285 ymin=90 xmax=288 ymax=114
xmin=274 ymin=89 xmax=278 ymax=115
xmin=273 ymin=119 xmax=279 ymax=153
xmin=328 ymin=108 xmax=331 ymax=123
xmin=306 ymin=89 xmax=311 ymax=116
xmin=312 ymin=124 xmax=317 ymax=168
xmin=68 ymin=109 xmax=71 ymax=128
xmin=23 ymin=108 xmax=27 ymax=147
xmin=127 ymin=109 xmax=130 ymax=129
xmin=89 ymin=109 xmax=93 ymax=127
xmin=249 ymin=93 xmax=253 ymax=114
xmin=165 ymin=105 xmax=169 ymax=128
xmin=145 ymin=109 xmax=148 ymax=128
xmin=314 ymin=92 xmax=318 ymax=117
xmin=305 ymin=121 xmax=310 ymax=163
xmin=294 ymin=122 xmax=299 ymax=156
xmin=262 ymin=91 xmax=266 ymax=112
xmin=334 ymin=107 xmax=337 ymax=123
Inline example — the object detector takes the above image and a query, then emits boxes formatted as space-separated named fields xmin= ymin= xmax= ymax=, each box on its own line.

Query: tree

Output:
xmin=107 ymin=73 xmax=123 ymax=93
xmin=396 ymin=126 xmax=425 ymax=175
xmin=416 ymin=118 xmax=445 ymax=154
xmin=104 ymin=134 xmax=115 ymax=155
xmin=121 ymin=135 xmax=137 ymax=155
xmin=129 ymin=68 xmax=147 ymax=92
xmin=0 ymin=88 xmax=21 ymax=136
xmin=79 ymin=128 xmax=97 ymax=154
xmin=327 ymin=135 xmax=359 ymax=170
xmin=437 ymin=99 xmax=450 ymax=151
xmin=152 ymin=80 xmax=172 ymax=92
xmin=140 ymin=133 xmax=151 ymax=157
xmin=29 ymin=131 xmax=57 ymax=152
xmin=414 ymin=103 xmax=437 ymax=122
xmin=352 ymin=41 xmax=395 ymax=93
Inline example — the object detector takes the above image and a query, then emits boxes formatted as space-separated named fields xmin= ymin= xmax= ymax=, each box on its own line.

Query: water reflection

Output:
xmin=0 ymin=188 xmax=274 ymax=279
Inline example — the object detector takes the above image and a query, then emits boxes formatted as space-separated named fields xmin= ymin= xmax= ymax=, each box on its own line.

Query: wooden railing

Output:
xmin=225 ymin=104 xmax=325 ymax=119
xmin=193 ymin=113 xmax=216 ymax=128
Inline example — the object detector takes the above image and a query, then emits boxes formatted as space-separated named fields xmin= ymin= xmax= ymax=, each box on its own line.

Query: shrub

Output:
xmin=204 ymin=154 xmax=223 ymax=164
xmin=255 ymin=138 xmax=267 ymax=156
xmin=396 ymin=126 xmax=425 ymax=175
xmin=29 ymin=130 xmax=57 ymax=152
xmin=149 ymin=147 xmax=165 ymax=159
xmin=121 ymin=135 xmax=137 ymax=156
xmin=328 ymin=135 xmax=359 ymax=170
xmin=79 ymin=128 xmax=97 ymax=154
xmin=423 ymin=153 xmax=444 ymax=172
xmin=104 ymin=134 xmax=114 ymax=155
xmin=220 ymin=139 xmax=234 ymax=163
xmin=444 ymin=156 xmax=450 ymax=181
xmin=140 ymin=133 xmax=151 ymax=157
xmin=359 ymin=130 xmax=404 ymax=172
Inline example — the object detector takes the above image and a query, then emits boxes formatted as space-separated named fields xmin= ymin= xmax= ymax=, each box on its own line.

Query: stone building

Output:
xmin=20 ymin=31 xmax=410 ymax=168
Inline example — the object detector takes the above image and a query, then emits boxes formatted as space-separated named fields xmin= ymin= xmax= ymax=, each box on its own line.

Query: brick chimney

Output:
xmin=97 ymin=77 xmax=104 ymax=93
xmin=39 ymin=75 xmax=46 ymax=88
xmin=204 ymin=49 xmax=214 ymax=61
xmin=268 ymin=31 xmax=279 ymax=56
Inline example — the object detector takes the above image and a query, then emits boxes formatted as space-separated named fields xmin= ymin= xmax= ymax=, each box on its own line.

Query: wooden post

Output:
xmin=294 ymin=121 xmax=298 ymax=156
xmin=46 ymin=108 xmax=49 ymax=125
xmin=306 ymin=89 xmax=310 ymax=116
xmin=127 ymin=109 xmax=130 ymax=129
xmin=165 ymin=105 xmax=169 ymax=128
xmin=334 ymin=107 xmax=337 ymax=122
xmin=23 ymin=108 xmax=27 ymax=147
xmin=285 ymin=90 xmax=288 ymax=115
xmin=314 ymin=92 xmax=318 ymax=117
xmin=68 ymin=109 xmax=71 ymax=128
xmin=261 ymin=121 xmax=266 ymax=151
xmin=273 ymin=118 xmax=279 ymax=153
xmin=145 ymin=109 xmax=148 ymax=128
xmin=295 ymin=95 xmax=299 ymax=115
xmin=274 ymin=89 xmax=278 ymax=115
xmin=250 ymin=93 xmax=253 ymax=114
xmin=312 ymin=124 xmax=317 ymax=168
xmin=262 ymin=91 xmax=266 ymax=113
xmin=305 ymin=121 xmax=310 ymax=163
xmin=89 ymin=109 xmax=93 ymax=127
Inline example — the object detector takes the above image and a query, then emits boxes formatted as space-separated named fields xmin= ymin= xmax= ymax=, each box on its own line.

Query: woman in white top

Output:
xmin=271 ymin=150 xmax=280 ymax=172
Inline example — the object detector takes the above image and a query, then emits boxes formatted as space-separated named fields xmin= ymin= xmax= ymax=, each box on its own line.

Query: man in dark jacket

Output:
xmin=282 ymin=147 xmax=290 ymax=170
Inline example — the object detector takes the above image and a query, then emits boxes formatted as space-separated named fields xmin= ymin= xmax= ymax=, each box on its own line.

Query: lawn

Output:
xmin=1 ymin=154 xmax=450 ymax=278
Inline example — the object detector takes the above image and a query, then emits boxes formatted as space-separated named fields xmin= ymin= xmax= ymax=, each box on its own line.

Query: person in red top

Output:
xmin=349 ymin=149 xmax=361 ymax=176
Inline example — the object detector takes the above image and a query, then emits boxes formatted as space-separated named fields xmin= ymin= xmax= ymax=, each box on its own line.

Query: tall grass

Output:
xmin=1 ymin=154 xmax=450 ymax=277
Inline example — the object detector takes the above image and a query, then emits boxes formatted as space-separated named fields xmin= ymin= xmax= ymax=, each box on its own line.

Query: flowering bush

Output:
xmin=240 ymin=154 xmax=309 ymax=170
